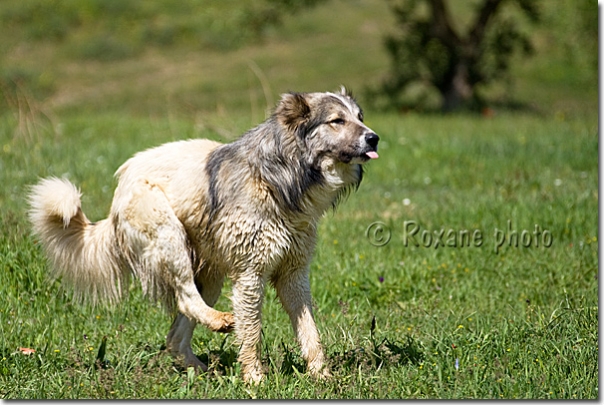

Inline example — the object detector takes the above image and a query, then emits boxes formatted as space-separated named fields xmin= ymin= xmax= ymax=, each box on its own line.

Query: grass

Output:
xmin=0 ymin=0 xmax=598 ymax=399
xmin=0 ymin=110 xmax=597 ymax=399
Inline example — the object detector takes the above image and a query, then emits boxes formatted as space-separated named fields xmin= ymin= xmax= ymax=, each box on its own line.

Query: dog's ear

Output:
xmin=337 ymin=85 xmax=354 ymax=100
xmin=275 ymin=92 xmax=311 ymax=132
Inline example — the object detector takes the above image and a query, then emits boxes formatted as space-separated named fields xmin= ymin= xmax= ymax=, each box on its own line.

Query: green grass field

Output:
xmin=0 ymin=0 xmax=598 ymax=399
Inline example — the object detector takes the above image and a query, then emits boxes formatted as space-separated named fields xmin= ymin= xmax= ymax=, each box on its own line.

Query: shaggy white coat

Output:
xmin=28 ymin=89 xmax=379 ymax=383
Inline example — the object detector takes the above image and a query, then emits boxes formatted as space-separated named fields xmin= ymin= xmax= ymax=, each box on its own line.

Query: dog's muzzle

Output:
xmin=364 ymin=132 xmax=379 ymax=159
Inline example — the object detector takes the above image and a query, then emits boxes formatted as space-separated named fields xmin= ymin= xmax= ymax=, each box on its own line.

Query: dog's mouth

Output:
xmin=359 ymin=142 xmax=380 ymax=162
xmin=365 ymin=150 xmax=379 ymax=160
xmin=339 ymin=147 xmax=379 ymax=164
xmin=362 ymin=132 xmax=380 ymax=161
xmin=357 ymin=149 xmax=379 ymax=162
xmin=336 ymin=133 xmax=380 ymax=164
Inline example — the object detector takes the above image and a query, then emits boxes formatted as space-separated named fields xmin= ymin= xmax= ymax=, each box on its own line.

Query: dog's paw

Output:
xmin=242 ymin=367 xmax=266 ymax=385
xmin=308 ymin=362 xmax=332 ymax=380
xmin=209 ymin=311 xmax=235 ymax=333
xmin=318 ymin=366 xmax=332 ymax=379
xmin=168 ymin=349 xmax=209 ymax=373
xmin=185 ymin=355 xmax=208 ymax=373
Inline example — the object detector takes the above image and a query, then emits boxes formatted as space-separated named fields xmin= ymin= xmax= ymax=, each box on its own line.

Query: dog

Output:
xmin=28 ymin=87 xmax=379 ymax=383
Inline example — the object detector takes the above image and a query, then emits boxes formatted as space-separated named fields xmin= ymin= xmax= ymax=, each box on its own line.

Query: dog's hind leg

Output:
xmin=117 ymin=182 xmax=234 ymax=356
xmin=166 ymin=271 xmax=227 ymax=371
xmin=166 ymin=313 xmax=207 ymax=370
xmin=174 ymin=272 xmax=233 ymax=334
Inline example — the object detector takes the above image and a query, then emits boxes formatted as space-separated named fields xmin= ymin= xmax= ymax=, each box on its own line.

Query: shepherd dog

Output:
xmin=28 ymin=87 xmax=379 ymax=383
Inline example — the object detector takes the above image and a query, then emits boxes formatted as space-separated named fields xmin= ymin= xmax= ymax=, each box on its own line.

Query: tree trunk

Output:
xmin=441 ymin=61 xmax=473 ymax=112
xmin=430 ymin=0 xmax=505 ymax=112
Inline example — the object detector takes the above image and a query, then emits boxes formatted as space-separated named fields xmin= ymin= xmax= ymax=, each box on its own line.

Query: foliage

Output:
xmin=0 ymin=0 xmax=596 ymax=116
xmin=367 ymin=0 xmax=542 ymax=111
xmin=0 ymin=69 xmax=55 ymax=113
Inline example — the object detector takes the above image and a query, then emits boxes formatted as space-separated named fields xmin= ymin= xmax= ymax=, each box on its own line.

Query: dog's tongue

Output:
xmin=366 ymin=151 xmax=379 ymax=159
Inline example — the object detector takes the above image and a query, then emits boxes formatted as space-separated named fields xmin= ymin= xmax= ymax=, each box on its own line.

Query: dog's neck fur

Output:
xmin=205 ymin=88 xmax=368 ymax=225
xmin=243 ymin=117 xmax=362 ymax=216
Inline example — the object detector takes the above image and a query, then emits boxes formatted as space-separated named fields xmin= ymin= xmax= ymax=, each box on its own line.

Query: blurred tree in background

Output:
xmin=0 ymin=0 xmax=596 ymax=114
xmin=367 ymin=0 xmax=541 ymax=112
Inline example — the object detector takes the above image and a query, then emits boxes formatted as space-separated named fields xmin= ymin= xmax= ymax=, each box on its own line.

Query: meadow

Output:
xmin=0 ymin=0 xmax=598 ymax=399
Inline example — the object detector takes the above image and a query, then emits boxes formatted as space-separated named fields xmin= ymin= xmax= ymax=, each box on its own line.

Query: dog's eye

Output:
xmin=329 ymin=118 xmax=345 ymax=125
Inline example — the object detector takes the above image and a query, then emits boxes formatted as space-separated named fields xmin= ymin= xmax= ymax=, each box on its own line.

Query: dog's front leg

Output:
xmin=231 ymin=271 xmax=266 ymax=384
xmin=274 ymin=268 xmax=331 ymax=379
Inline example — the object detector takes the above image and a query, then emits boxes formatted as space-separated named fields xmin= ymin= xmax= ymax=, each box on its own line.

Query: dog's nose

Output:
xmin=365 ymin=132 xmax=379 ymax=149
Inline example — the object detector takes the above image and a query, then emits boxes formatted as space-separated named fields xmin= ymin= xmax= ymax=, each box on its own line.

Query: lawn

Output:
xmin=0 ymin=0 xmax=598 ymax=399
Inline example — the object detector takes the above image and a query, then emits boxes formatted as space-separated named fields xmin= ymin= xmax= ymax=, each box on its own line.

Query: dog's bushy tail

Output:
xmin=28 ymin=177 xmax=128 ymax=305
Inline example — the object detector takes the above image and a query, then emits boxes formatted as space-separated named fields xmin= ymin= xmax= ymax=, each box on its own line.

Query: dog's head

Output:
xmin=274 ymin=87 xmax=379 ymax=165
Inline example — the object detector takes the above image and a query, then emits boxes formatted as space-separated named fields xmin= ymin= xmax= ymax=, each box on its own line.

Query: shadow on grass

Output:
xmin=82 ymin=328 xmax=423 ymax=381
xmin=196 ymin=348 xmax=239 ymax=376
xmin=276 ymin=342 xmax=306 ymax=376
xmin=163 ymin=337 xmax=239 ymax=376
xmin=329 ymin=335 xmax=424 ymax=373
xmin=275 ymin=334 xmax=424 ymax=377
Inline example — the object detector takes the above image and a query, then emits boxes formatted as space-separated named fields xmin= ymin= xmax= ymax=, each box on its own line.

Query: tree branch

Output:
xmin=427 ymin=0 xmax=461 ymax=47
xmin=468 ymin=0 xmax=505 ymax=48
